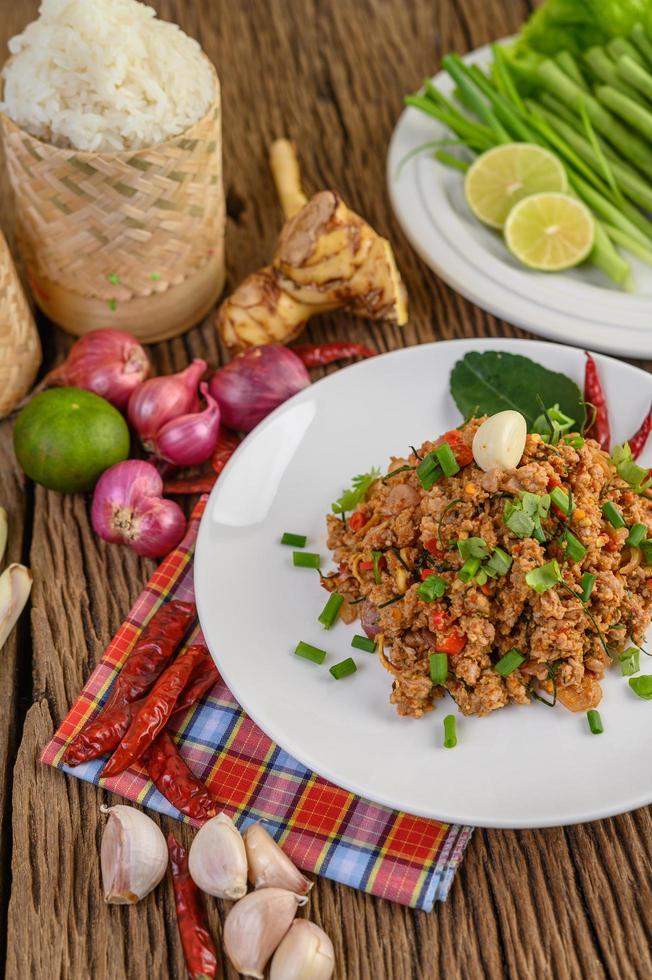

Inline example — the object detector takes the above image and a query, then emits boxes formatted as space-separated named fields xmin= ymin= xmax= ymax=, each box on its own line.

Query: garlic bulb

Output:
xmin=100 ymin=804 xmax=167 ymax=904
xmin=188 ymin=812 xmax=247 ymax=900
xmin=244 ymin=822 xmax=312 ymax=895
xmin=270 ymin=920 xmax=335 ymax=980
xmin=224 ymin=887 xmax=307 ymax=979
xmin=472 ymin=410 xmax=527 ymax=472
xmin=0 ymin=563 xmax=33 ymax=651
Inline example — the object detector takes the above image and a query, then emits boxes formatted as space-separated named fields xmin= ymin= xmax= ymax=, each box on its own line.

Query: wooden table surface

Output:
xmin=1 ymin=0 xmax=652 ymax=977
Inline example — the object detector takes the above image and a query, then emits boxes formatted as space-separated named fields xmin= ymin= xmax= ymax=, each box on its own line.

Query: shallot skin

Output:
xmin=128 ymin=359 xmax=207 ymax=447
xmin=210 ymin=345 xmax=310 ymax=433
xmin=46 ymin=329 xmax=150 ymax=410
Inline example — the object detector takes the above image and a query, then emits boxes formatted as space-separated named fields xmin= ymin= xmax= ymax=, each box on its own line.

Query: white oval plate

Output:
xmin=195 ymin=339 xmax=652 ymax=828
xmin=387 ymin=42 xmax=652 ymax=359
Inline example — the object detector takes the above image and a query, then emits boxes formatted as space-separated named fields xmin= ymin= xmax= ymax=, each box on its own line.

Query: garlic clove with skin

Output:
xmin=224 ymin=888 xmax=308 ymax=979
xmin=0 ymin=563 xmax=33 ymax=651
xmin=188 ymin=812 xmax=248 ymax=900
xmin=270 ymin=920 xmax=335 ymax=980
xmin=244 ymin=822 xmax=312 ymax=895
xmin=472 ymin=410 xmax=527 ymax=472
xmin=100 ymin=804 xmax=167 ymax=904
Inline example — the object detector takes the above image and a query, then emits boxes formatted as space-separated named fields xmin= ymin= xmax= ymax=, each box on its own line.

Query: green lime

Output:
xmin=503 ymin=192 xmax=595 ymax=271
xmin=13 ymin=387 xmax=130 ymax=493
xmin=464 ymin=143 xmax=568 ymax=229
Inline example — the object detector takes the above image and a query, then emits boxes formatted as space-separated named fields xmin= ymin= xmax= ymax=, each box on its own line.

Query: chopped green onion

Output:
xmin=485 ymin=548 xmax=512 ymax=578
xmin=351 ymin=634 xmax=376 ymax=653
xmin=563 ymin=434 xmax=585 ymax=449
xmin=640 ymin=540 xmax=652 ymax=566
xmin=318 ymin=592 xmax=344 ymax=629
xmin=294 ymin=641 xmax=327 ymax=664
xmin=417 ymin=575 xmax=447 ymax=602
xmin=293 ymin=551 xmax=321 ymax=568
xmin=372 ymin=550 xmax=383 ymax=585
xmin=434 ymin=442 xmax=460 ymax=477
xmin=458 ymin=557 xmax=481 ymax=583
xmin=563 ymin=529 xmax=587 ymax=562
xmin=586 ymin=709 xmax=604 ymax=735
xmin=619 ymin=647 xmax=640 ymax=676
xmin=629 ymin=675 xmax=652 ymax=699
xmin=281 ymin=532 xmax=307 ymax=547
xmin=416 ymin=453 xmax=443 ymax=491
xmin=550 ymin=486 xmax=573 ymax=516
xmin=532 ymin=403 xmax=575 ymax=445
xmin=626 ymin=522 xmax=648 ymax=547
xmin=601 ymin=501 xmax=626 ymax=529
xmin=495 ymin=648 xmax=525 ymax=677
xmin=526 ymin=559 xmax=562 ymax=593
xmin=329 ymin=657 xmax=357 ymax=679
xmin=429 ymin=652 xmax=448 ymax=685
xmin=580 ymin=572 xmax=596 ymax=602
xmin=443 ymin=714 xmax=457 ymax=748
xmin=457 ymin=536 xmax=490 ymax=560
xmin=611 ymin=444 xmax=652 ymax=494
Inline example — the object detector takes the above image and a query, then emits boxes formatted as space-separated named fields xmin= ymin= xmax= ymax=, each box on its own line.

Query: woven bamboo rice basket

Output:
xmin=0 ymin=62 xmax=225 ymax=342
xmin=0 ymin=228 xmax=41 ymax=418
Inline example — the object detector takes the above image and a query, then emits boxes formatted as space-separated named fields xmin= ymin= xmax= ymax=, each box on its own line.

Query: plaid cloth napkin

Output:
xmin=42 ymin=498 xmax=472 ymax=910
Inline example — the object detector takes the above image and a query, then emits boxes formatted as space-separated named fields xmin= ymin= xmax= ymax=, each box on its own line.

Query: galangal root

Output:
xmin=216 ymin=139 xmax=408 ymax=351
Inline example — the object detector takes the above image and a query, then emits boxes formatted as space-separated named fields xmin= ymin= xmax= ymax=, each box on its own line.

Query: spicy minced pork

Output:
xmin=323 ymin=420 xmax=652 ymax=718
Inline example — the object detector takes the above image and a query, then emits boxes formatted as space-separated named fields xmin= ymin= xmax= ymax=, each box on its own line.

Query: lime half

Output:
xmin=504 ymin=192 xmax=595 ymax=272
xmin=465 ymin=143 xmax=568 ymax=229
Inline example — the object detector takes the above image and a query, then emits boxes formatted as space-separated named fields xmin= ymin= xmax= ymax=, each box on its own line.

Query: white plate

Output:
xmin=195 ymin=339 xmax=652 ymax=828
xmin=387 ymin=42 xmax=652 ymax=359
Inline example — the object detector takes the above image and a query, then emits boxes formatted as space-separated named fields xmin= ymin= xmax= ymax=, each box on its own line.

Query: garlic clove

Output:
xmin=100 ymin=804 xmax=168 ymax=904
xmin=188 ymin=812 xmax=248 ymax=900
xmin=0 ymin=563 xmax=32 ymax=651
xmin=0 ymin=506 xmax=7 ymax=564
xmin=224 ymin=887 xmax=307 ymax=979
xmin=270 ymin=920 xmax=335 ymax=980
xmin=472 ymin=410 xmax=527 ymax=472
xmin=244 ymin=822 xmax=312 ymax=895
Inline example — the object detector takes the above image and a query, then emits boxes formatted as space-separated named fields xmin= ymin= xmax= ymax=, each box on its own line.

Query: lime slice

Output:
xmin=464 ymin=143 xmax=568 ymax=229
xmin=503 ymin=192 xmax=595 ymax=272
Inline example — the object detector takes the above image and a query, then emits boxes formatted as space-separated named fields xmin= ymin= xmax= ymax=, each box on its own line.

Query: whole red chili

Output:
xmin=63 ymin=600 xmax=195 ymax=767
xmin=627 ymin=404 xmax=652 ymax=460
xmin=102 ymin=644 xmax=210 ymax=778
xmin=291 ymin=341 xmax=376 ymax=368
xmin=211 ymin=428 xmax=241 ymax=475
xmin=584 ymin=352 xmax=611 ymax=451
xmin=172 ymin=656 xmax=219 ymax=719
xmin=168 ymin=833 xmax=219 ymax=980
xmin=164 ymin=476 xmax=217 ymax=495
xmin=143 ymin=730 xmax=219 ymax=822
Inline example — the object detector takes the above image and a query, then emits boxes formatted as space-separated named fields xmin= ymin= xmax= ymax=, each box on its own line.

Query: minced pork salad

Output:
xmin=323 ymin=414 xmax=652 ymax=719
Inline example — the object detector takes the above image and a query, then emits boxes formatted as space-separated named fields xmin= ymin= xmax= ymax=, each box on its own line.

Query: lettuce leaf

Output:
xmin=516 ymin=0 xmax=652 ymax=58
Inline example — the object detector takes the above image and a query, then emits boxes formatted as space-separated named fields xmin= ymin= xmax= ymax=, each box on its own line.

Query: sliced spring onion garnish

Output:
xmin=641 ymin=541 xmax=652 ymax=566
xmin=495 ymin=648 xmax=525 ymax=677
xmin=563 ymin=529 xmax=587 ymax=563
xmin=457 ymin=536 xmax=490 ymax=561
xmin=417 ymin=575 xmax=447 ymax=602
xmin=434 ymin=442 xmax=460 ymax=477
xmin=372 ymin=550 xmax=383 ymax=585
xmin=318 ymin=592 xmax=344 ymax=630
xmin=416 ymin=452 xmax=443 ymax=491
xmin=525 ymin=560 xmax=562 ymax=593
xmin=601 ymin=501 xmax=626 ymax=529
xmin=383 ymin=464 xmax=415 ymax=482
xmin=351 ymin=634 xmax=377 ymax=653
xmin=443 ymin=714 xmax=457 ymax=749
xmin=619 ymin=647 xmax=640 ymax=677
xmin=563 ymin=434 xmax=585 ymax=449
xmin=550 ymin=486 xmax=574 ymax=517
xmin=586 ymin=709 xmax=604 ymax=735
xmin=580 ymin=572 xmax=596 ymax=603
xmin=629 ymin=675 xmax=652 ymax=699
xmin=429 ymin=652 xmax=448 ymax=685
xmin=281 ymin=532 xmax=307 ymax=547
xmin=293 ymin=551 xmax=321 ymax=569
xmin=329 ymin=657 xmax=357 ymax=680
xmin=458 ymin=557 xmax=481 ymax=584
xmin=626 ymin=523 xmax=648 ymax=548
xmin=294 ymin=641 xmax=327 ymax=664
xmin=485 ymin=546 xmax=512 ymax=577
xmin=611 ymin=444 xmax=652 ymax=494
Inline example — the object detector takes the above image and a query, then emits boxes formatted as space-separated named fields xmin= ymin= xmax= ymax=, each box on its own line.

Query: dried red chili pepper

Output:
xmin=584 ymin=352 xmax=611 ymax=451
xmin=164 ymin=475 xmax=217 ymax=495
xmin=143 ymin=730 xmax=219 ymax=822
xmin=102 ymin=643 xmax=210 ymax=778
xmin=168 ymin=833 xmax=219 ymax=980
xmin=172 ymin=655 xmax=219 ymax=719
xmin=63 ymin=600 xmax=195 ymax=767
xmin=211 ymin=428 xmax=241 ymax=475
xmin=292 ymin=341 xmax=376 ymax=368
xmin=627 ymin=404 xmax=652 ymax=460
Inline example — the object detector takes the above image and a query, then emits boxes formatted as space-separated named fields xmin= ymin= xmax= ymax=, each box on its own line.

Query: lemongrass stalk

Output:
xmin=467 ymin=65 xmax=540 ymax=141
xmin=404 ymin=95 xmax=494 ymax=148
xmin=441 ymin=54 xmax=511 ymax=142
xmin=583 ymin=47 xmax=640 ymax=99
xmin=491 ymin=43 xmax=526 ymax=111
xmin=617 ymin=54 xmax=652 ymax=104
xmin=607 ymin=37 xmax=644 ymax=66
xmin=595 ymin=85 xmax=652 ymax=143
xmin=577 ymin=98 xmax=627 ymax=209
xmin=539 ymin=92 xmax=582 ymax=127
xmin=590 ymin=220 xmax=634 ymax=290
xmin=570 ymin=172 xmax=652 ymax=248
xmin=395 ymin=138 xmax=474 ymax=177
xmin=555 ymin=51 xmax=588 ymax=90
xmin=630 ymin=23 xmax=652 ymax=68
xmin=434 ymin=150 xmax=471 ymax=172
xmin=604 ymin=224 xmax=652 ymax=267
